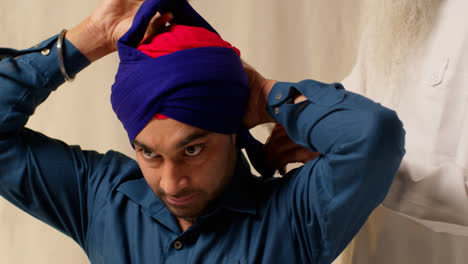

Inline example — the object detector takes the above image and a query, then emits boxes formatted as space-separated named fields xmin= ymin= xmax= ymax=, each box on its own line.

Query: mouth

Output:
xmin=166 ymin=194 xmax=199 ymax=206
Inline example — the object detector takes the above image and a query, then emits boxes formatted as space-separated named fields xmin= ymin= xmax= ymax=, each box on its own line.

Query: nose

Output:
xmin=159 ymin=160 xmax=189 ymax=196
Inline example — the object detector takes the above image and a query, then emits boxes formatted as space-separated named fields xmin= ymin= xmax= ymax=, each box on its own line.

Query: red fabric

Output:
xmin=153 ymin=113 xmax=169 ymax=119
xmin=139 ymin=24 xmax=241 ymax=120
xmin=138 ymin=24 xmax=240 ymax=58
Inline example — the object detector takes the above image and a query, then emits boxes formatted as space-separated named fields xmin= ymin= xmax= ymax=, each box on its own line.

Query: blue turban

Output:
xmin=111 ymin=0 xmax=273 ymax=177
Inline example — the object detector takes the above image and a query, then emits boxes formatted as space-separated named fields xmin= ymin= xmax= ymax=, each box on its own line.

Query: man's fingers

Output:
xmin=142 ymin=12 xmax=174 ymax=43
xmin=294 ymin=148 xmax=319 ymax=163
xmin=264 ymin=123 xmax=319 ymax=175
xmin=265 ymin=140 xmax=303 ymax=159
xmin=270 ymin=145 xmax=319 ymax=175
xmin=278 ymin=165 xmax=287 ymax=176
xmin=264 ymin=126 xmax=293 ymax=149
xmin=265 ymin=133 xmax=305 ymax=158
xmin=282 ymin=146 xmax=317 ymax=163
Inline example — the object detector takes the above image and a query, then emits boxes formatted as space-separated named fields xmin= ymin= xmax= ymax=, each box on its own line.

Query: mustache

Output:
xmin=155 ymin=188 xmax=201 ymax=199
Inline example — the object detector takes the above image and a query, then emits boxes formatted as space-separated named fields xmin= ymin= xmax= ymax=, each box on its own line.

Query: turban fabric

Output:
xmin=111 ymin=0 xmax=273 ymax=177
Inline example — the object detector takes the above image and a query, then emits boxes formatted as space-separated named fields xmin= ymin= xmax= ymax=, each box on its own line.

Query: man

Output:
xmin=340 ymin=0 xmax=468 ymax=263
xmin=0 ymin=0 xmax=404 ymax=263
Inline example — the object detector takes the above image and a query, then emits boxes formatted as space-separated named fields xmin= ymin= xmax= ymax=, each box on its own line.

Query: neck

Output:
xmin=177 ymin=217 xmax=196 ymax=232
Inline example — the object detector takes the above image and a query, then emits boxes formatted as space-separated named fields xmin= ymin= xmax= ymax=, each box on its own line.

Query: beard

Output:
xmin=361 ymin=0 xmax=443 ymax=78
xmin=154 ymin=164 xmax=235 ymax=221
xmin=156 ymin=189 xmax=208 ymax=219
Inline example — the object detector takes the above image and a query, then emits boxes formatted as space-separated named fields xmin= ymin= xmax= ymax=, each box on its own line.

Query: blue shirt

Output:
xmin=0 ymin=35 xmax=405 ymax=264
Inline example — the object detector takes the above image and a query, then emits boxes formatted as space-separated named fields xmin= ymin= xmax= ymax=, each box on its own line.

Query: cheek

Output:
xmin=182 ymin=156 xmax=223 ymax=191
xmin=198 ymin=145 xmax=236 ymax=188
xmin=137 ymin=163 xmax=161 ymax=192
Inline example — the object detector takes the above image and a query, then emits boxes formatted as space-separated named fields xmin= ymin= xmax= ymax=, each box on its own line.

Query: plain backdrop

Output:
xmin=0 ymin=0 xmax=361 ymax=263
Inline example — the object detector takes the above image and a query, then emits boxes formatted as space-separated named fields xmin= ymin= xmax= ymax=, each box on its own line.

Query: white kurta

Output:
xmin=339 ymin=0 xmax=468 ymax=263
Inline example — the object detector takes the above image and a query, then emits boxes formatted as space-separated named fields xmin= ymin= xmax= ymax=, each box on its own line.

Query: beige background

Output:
xmin=0 ymin=0 xmax=360 ymax=263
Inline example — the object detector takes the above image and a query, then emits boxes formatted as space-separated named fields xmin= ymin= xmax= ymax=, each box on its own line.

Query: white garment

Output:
xmin=339 ymin=0 xmax=468 ymax=263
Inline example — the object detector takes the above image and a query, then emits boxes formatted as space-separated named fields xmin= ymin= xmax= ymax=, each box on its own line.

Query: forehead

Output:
xmin=134 ymin=118 xmax=210 ymax=148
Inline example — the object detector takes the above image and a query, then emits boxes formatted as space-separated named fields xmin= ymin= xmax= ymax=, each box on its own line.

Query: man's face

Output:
xmin=133 ymin=118 xmax=237 ymax=220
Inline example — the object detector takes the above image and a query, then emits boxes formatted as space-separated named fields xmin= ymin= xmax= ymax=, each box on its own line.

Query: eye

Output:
xmin=142 ymin=149 xmax=158 ymax=160
xmin=185 ymin=145 xmax=203 ymax=156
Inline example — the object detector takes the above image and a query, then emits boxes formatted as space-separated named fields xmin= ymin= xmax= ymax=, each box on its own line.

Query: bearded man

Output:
xmin=340 ymin=0 xmax=468 ymax=263
xmin=0 ymin=0 xmax=404 ymax=263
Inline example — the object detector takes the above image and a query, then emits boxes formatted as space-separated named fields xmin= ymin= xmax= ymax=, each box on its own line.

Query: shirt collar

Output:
xmin=116 ymin=177 xmax=181 ymax=233
xmin=215 ymin=153 xmax=259 ymax=215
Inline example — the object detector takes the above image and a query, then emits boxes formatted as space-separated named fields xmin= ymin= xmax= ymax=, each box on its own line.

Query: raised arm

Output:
xmin=0 ymin=0 xmax=171 ymax=250
xmin=243 ymin=67 xmax=405 ymax=263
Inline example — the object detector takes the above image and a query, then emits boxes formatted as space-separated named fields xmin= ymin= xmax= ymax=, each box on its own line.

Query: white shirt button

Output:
xmin=41 ymin=48 xmax=50 ymax=56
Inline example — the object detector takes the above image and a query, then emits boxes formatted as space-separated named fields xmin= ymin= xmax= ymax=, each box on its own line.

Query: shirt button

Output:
xmin=275 ymin=93 xmax=283 ymax=101
xmin=41 ymin=48 xmax=50 ymax=56
xmin=173 ymin=240 xmax=183 ymax=250
xmin=274 ymin=107 xmax=279 ymax=115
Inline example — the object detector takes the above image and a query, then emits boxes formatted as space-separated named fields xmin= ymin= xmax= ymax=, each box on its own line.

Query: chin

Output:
xmin=165 ymin=199 xmax=208 ymax=219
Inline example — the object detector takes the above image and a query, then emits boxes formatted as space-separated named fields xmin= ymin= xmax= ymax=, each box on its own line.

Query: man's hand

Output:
xmin=242 ymin=61 xmax=277 ymax=129
xmin=264 ymin=124 xmax=319 ymax=175
xmin=67 ymin=0 xmax=173 ymax=62
xmin=241 ymin=62 xmax=317 ymax=174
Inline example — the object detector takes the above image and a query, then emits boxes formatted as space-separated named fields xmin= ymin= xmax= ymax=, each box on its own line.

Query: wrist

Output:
xmin=261 ymin=79 xmax=277 ymax=103
xmin=67 ymin=17 xmax=113 ymax=62
xmin=261 ymin=79 xmax=277 ymax=123
xmin=293 ymin=94 xmax=307 ymax=103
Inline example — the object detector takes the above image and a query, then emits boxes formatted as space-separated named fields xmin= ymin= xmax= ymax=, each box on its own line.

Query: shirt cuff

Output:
xmin=21 ymin=34 xmax=91 ymax=91
xmin=265 ymin=80 xmax=346 ymax=124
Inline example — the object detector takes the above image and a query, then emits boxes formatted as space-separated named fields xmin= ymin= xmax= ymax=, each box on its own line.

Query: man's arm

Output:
xmin=0 ymin=0 xmax=171 ymax=250
xmin=0 ymin=31 xmax=96 ymax=250
xmin=243 ymin=71 xmax=405 ymax=262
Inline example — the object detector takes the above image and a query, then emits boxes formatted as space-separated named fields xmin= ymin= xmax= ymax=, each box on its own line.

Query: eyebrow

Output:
xmin=132 ymin=131 xmax=211 ymax=152
xmin=176 ymin=131 xmax=211 ymax=149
